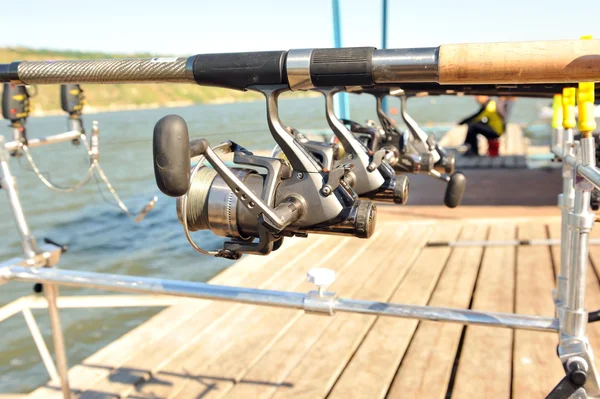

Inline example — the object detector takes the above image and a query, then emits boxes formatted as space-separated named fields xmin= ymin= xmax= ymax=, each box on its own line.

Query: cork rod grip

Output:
xmin=438 ymin=39 xmax=600 ymax=84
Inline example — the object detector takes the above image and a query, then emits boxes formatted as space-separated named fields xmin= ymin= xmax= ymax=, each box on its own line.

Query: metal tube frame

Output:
xmin=0 ymin=136 xmax=72 ymax=398
xmin=2 ymin=120 xmax=600 ymax=398
xmin=551 ymin=130 xmax=600 ymax=397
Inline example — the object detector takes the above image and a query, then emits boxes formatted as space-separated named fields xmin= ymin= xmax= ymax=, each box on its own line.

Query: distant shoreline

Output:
xmin=28 ymin=96 xmax=263 ymax=118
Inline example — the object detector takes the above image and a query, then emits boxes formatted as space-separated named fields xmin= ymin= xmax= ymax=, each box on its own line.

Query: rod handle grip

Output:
xmin=439 ymin=39 xmax=600 ymax=84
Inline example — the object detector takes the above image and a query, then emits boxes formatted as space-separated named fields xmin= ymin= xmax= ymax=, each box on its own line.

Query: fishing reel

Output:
xmin=153 ymin=87 xmax=377 ymax=260
xmin=272 ymin=87 xmax=409 ymax=205
xmin=346 ymin=87 xmax=466 ymax=208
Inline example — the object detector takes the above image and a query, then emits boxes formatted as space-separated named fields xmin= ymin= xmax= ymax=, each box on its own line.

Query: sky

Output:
xmin=1 ymin=0 xmax=599 ymax=55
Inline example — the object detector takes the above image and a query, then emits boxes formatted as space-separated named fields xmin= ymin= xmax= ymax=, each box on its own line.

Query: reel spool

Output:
xmin=153 ymin=114 xmax=377 ymax=259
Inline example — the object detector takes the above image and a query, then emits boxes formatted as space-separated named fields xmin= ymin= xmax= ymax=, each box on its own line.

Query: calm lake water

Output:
xmin=0 ymin=94 xmax=550 ymax=393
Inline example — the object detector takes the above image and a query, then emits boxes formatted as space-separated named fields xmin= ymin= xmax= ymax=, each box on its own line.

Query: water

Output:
xmin=0 ymin=94 xmax=550 ymax=393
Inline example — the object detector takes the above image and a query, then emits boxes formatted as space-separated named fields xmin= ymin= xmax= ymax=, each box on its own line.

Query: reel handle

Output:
xmin=153 ymin=114 xmax=192 ymax=197
xmin=444 ymin=172 xmax=467 ymax=208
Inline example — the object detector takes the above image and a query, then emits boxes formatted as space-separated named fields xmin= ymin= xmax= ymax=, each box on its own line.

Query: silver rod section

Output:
xmin=14 ymin=58 xmax=190 ymax=85
xmin=372 ymin=48 xmax=439 ymax=83
xmin=0 ymin=266 xmax=559 ymax=332
xmin=4 ymin=130 xmax=82 ymax=152
xmin=0 ymin=137 xmax=37 ymax=259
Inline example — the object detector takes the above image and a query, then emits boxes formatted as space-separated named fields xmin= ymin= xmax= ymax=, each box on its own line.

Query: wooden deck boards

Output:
xmin=22 ymin=208 xmax=600 ymax=399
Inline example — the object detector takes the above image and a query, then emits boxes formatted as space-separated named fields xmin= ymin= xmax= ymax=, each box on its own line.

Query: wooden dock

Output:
xmin=19 ymin=206 xmax=600 ymax=399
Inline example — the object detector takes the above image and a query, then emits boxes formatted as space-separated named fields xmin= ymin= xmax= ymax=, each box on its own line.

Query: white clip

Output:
xmin=307 ymin=268 xmax=336 ymax=295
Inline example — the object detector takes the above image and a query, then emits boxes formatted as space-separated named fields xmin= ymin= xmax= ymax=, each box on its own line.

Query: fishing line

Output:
xmin=21 ymin=135 xmax=95 ymax=193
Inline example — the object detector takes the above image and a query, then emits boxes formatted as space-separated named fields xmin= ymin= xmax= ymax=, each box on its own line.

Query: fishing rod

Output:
xmin=1 ymin=83 xmax=157 ymax=222
xmin=1 ymin=39 xmax=598 ymax=87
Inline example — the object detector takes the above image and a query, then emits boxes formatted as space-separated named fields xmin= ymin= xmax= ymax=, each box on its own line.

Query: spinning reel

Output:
xmin=346 ymin=87 xmax=466 ymax=208
xmin=272 ymin=87 xmax=409 ymax=205
xmin=153 ymin=86 xmax=377 ymax=260
xmin=1 ymin=83 xmax=157 ymax=222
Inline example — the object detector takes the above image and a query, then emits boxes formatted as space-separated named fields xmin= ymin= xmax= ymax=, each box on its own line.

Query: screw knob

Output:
xmin=307 ymin=268 xmax=336 ymax=291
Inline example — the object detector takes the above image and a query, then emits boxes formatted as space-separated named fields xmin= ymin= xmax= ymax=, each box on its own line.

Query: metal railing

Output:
xmin=0 ymin=294 xmax=179 ymax=386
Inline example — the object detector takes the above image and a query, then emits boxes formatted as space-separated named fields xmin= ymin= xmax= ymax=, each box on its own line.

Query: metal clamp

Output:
xmin=304 ymin=268 xmax=337 ymax=316
xmin=567 ymin=212 xmax=595 ymax=231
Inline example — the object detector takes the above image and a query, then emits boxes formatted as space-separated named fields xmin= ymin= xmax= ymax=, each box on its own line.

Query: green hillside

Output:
xmin=0 ymin=47 xmax=275 ymax=113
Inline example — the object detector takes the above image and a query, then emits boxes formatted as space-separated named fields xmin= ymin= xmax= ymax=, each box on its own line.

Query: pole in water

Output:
xmin=381 ymin=0 xmax=389 ymax=114
xmin=331 ymin=0 xmax=350 ymax=120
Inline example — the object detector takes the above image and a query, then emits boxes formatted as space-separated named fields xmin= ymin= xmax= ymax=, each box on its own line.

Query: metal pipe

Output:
xmin=563 ymin=138 xmax=595 ymax=339
xmin=577 ymin=164 xmax=600 ymax=192
xmin=567 ymin=189 xmax=591 ymax=313
xmin=426 ymin=238 xmax=600 ymax=248
xmin=562 ymin=154 xmax=600 ymax=192
xmin=0 ymin=266 xmax=559 ymax=332
xmin=1 ymin=137 xmax=71 ymax=397
xmin=0 ymin=137 xmax=37 ymax=259
xmin=43 ymin=284 xmax=72 ymax=399
xmin=4 ymin=130 xmax=82 ymax=153
xmin=334 ymin=298 xmax=558 ymax=331
xmin=557 ymin=128 xmax=575 ymax=307
xmin=22 ymin=307 xmax=60 ymax=383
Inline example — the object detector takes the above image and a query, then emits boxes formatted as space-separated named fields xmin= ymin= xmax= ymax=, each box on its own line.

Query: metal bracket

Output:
xmin=321 ymin=164 xmax=354 ymax=196
xmin=304 ymin=290 xmax=337 ymax=315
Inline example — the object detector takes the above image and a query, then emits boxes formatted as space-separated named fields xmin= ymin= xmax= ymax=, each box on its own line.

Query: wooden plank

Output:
xmin=326 ymin=223 xmax=468 ymax=399
xmin=79 ymin=235 xmax=344 ymax=399
xmin=451 ymin=223 xmax=516 ymax=398
xmin=264 ymin=223 xmax=444 ymax=399
xmin=512 ymin=222 xmax=563 ymax=398
xmin=170 ymin=222 xmax=416 ymax=399
xmin=547 ymin=222 xmax=561 ymax=277
xmin=386 ymin=222 xmax=488 ymax=399
xmin=221 ymin=223 xmax=436 ymax=399
xmin=120 ymin=232 xmax=375 ymax=399
xmin=27 ymin=235 xmax=322 ymax=399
